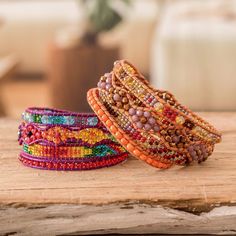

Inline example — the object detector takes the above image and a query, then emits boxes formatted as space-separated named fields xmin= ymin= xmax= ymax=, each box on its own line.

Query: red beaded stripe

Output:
xmin=19 ymin=153 xmax=128 ymax=171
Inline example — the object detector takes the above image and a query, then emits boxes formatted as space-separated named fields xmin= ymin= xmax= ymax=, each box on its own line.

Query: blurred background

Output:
xmin=0 ymin=0 xmax=236 ymax=118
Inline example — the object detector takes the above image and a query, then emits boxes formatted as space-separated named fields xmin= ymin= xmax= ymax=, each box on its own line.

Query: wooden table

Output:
xmin=0 ymin=113 xmax=235 ymax=235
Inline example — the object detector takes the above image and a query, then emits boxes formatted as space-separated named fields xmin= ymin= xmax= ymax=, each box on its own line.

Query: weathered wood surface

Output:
xmin=0 ymin=113 xmax=235 ymax=235
xmin=1 ymin=204 xmax=236 ymax=235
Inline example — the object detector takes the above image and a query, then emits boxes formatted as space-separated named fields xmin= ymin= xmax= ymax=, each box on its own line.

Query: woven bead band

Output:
xmin=22 ymin=143 xmax=126 ymax=159
xmin=19 ymin=123 xmax=116 ymax=146
xmin=87 ymin=60 xmax=221 ymax=169
xmin=22 ymin=107 xmax=101 ymax=127
xmin=18 ymin=107 xmax=128 ymax=171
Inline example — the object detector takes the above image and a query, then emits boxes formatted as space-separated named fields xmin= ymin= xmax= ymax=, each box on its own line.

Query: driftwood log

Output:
xmin=0 ymin=113 xmax=235 ymax=235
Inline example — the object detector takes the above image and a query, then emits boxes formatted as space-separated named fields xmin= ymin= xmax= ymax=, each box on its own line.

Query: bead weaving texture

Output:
xmin=18 ymin=107 xmax=128 ymax=171
xmin=19 ymin=153 xmax=127 ymax=171
xmin=87 ymin=60 xmax=222 ymax=169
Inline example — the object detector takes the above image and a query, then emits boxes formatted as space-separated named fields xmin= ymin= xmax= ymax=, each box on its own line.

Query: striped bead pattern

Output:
xmin=18 ymin=108 xmax=128 ymax=171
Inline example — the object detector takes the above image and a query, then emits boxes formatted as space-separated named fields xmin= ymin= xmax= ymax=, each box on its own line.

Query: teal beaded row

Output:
xmin=22 ymin=112 xmax=99 ymax=126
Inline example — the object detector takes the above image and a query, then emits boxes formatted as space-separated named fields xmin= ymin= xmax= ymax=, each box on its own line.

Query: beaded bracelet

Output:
xmin=113 ymin=60 xmax=221 ymax=144
xmin=97 ymin=72 xmax=204 ymax=150
xmin=112 ymin=60 xmax=222 ymax=161
xmin=95 ymin=73 xmax=215 ymax=164
xmin=18 ymin=107 xmax=128 ymax=170
xmin=87 ymin=62 xmax=221 ymax=169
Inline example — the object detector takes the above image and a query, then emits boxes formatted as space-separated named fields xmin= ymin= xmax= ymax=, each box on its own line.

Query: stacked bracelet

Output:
xmin=18 ymin=107 xmax=128 ymax=170
xmin=87 ymin=60 xmax=221 ymax=169
xmin=113 ymin=60 xmax=221 ymax=144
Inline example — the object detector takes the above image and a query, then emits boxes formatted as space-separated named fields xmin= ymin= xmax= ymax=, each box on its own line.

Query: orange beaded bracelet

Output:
xmin=87 ymin=60 xmax=221 ymax=169
xmin=113 ymin=60 xmax=221 ymax=145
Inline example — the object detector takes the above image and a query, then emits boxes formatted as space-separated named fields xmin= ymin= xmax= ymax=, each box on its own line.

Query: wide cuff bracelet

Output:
xmin=18 ymin=107 xmax=128 ymax=170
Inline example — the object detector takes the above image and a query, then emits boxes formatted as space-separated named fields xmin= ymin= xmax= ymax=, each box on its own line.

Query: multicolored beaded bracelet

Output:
xmin=112 ymin=60 xmax=222 ymax=161
xmin=87 ymin=61 xmax=221 ymax=169
xmin=113 ymin=60 xmax=221 ymax=144
xmin=18 ymin=107 xmax=128 ymax=171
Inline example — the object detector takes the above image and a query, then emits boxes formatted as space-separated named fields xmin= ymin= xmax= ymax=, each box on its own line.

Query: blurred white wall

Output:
xmin=0 ymin=0 xmax=82 ymax=74
xmin=0 ymin=0 xmax=159 ymax=75
xmin=151 ymin=0 xmax=236 ymax=110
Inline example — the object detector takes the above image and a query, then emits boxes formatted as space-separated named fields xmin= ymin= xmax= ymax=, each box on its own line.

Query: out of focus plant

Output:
xmin=79 ymin=0 xmax=131 ymax=43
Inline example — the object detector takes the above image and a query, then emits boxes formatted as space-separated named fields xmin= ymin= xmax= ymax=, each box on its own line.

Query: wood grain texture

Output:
xmin=0 ymin=113 xmax=235 ymax=235
xmin=1 ymin=204 xmax=236 ymax=235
